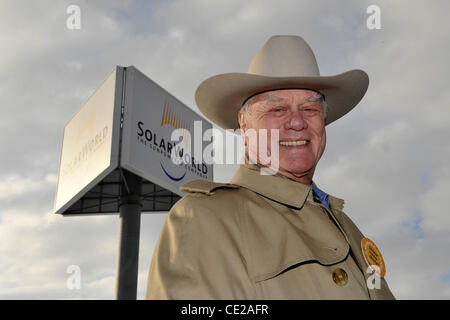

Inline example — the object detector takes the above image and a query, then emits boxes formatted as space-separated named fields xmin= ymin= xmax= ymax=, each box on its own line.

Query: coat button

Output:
xmin=332 ymin=268 xmax=348 ymax=286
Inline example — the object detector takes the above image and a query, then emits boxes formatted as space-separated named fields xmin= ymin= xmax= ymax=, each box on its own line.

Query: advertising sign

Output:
xmin=54 ymin=66 xmax=213 ymax=214
xmin=53 ymin=67 xmax=123 ymax=214
xmin=120 ymin=67 xmax=213 ymax=196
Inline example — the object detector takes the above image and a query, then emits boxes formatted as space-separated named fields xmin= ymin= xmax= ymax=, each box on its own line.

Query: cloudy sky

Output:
xmin=1 ymin=0 xmax=449 ymax=299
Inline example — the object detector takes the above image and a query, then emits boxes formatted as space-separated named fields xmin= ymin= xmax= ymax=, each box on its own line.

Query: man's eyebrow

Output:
xmin=265 ymin=94 xmax=285 ymax=102
xmin=261 ymin=93 xmax=323 ymax=107
xmin=265 ymin=96 xmax=318 ymax=104
xmin=306 ymin=92 xmax=323 ymax=102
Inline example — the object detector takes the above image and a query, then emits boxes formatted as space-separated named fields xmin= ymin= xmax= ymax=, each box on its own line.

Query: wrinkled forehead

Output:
xmin=250 ymin=88 xmax=323 ymax=105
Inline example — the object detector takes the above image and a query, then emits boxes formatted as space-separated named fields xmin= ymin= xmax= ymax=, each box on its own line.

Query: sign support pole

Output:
xmin=115 ymin=169 xmax=142 ymax=300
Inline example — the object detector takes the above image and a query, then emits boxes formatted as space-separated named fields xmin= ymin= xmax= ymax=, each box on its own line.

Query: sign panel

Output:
xmin=120 ymin=67 xmax=213 ymax=196
xmin=53 ymin=67 xmax=123 ymax=214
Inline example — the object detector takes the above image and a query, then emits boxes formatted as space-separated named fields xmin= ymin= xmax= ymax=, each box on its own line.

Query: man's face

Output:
xmin=238 ymin=89 xmax=327 ymax=183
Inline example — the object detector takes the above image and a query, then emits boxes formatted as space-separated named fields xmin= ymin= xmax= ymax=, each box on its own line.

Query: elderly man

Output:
xmin=146 ymin=35 xmax=395 ymax=299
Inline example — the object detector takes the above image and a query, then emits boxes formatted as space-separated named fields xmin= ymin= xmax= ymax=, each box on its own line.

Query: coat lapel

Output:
xmin=328 ymin=198 xmax=395 ymax=300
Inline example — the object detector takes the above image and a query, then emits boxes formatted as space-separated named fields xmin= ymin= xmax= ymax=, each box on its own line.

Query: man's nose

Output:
xmin=285 ymin=110 xmax=307 ymax=130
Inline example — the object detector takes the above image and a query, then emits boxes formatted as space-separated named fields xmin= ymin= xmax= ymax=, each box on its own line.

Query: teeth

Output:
xmin=279 ymin=140 xmax=308 ymax=146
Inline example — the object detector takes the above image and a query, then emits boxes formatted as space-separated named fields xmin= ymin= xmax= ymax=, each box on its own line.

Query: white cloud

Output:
xmin=0 ymin=174 xmax=56 ymax=201
xmin=420 ymin=176 xmax=450 ymax=234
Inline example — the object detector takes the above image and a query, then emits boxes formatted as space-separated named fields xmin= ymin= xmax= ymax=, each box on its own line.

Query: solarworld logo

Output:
xmin=136 ymin=101 xmax=208 ymax=181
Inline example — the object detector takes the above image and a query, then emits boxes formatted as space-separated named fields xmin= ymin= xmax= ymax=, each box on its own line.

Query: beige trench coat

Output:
xmin=146 ymin=162 xmax=395 ymax=299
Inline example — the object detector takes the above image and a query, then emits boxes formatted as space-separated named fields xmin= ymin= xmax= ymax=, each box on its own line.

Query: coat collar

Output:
xmin=230 ymin=150 xmax=345 ymax=211
xmin=230 ymin=161 xmax=345 ymax=210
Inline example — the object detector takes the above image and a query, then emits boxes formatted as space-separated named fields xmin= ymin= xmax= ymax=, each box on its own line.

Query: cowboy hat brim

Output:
xmin=195 ymin=69 xmax=369 ymax=129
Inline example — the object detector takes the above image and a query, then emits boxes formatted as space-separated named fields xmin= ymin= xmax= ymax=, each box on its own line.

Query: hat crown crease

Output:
xmin=248 ymin=35 xmax=320 ymax=77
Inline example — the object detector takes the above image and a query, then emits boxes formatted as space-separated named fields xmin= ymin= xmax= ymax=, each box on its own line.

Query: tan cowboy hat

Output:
xmin=195 ymin=35 xmax=369 ymax=129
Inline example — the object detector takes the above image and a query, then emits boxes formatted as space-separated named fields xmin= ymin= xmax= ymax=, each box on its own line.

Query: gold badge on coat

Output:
xmin=361 ymin=237 xmax=386 ymax=278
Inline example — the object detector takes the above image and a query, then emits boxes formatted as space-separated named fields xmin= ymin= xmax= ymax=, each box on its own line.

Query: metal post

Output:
xmin=115 ymin=170 xmax=142 ymax=300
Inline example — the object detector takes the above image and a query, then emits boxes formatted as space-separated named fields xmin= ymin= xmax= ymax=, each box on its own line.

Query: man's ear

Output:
xmin=238 ymin=112 xmax=248 ymax=147
xmin=238 ymin=112 xmax=247 ymax=131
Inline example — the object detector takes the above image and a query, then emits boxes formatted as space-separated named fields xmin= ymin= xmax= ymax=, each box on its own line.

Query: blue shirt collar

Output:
xmin=311 ymin=183 xmax=330 ymax=208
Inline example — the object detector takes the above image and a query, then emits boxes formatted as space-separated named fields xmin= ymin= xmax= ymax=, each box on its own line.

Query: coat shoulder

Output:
xmin=173 ymin=179 xmax=244 ymax=222
xmin=180 ymin=179 xmax=240 ymax=195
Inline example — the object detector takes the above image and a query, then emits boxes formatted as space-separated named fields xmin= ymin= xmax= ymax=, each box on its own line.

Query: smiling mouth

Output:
xmin=279 ymin=140 xmax=309 ymax=146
